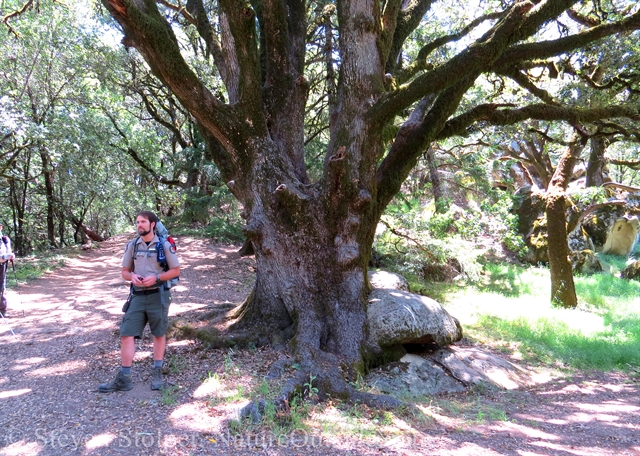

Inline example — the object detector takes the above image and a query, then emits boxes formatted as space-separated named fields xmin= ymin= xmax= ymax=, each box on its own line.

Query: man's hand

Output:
xmin=139 ymin=275 xmax=158 ymax=287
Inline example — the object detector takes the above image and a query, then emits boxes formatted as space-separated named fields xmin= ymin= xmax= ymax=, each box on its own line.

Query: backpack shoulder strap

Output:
xmin=130 ymin=236 xmax=141 ymax=259
xmin=156 ymin=235 xmax=168 ymax=270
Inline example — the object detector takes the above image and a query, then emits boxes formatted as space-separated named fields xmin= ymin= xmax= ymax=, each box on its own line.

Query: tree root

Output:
xmin=168 ymin=297 xmax=295 ymax=349
xmin=240 ymin=351 xmax=404 ymax=424
xmin=169 ymin=323 xmax=239 ymax=349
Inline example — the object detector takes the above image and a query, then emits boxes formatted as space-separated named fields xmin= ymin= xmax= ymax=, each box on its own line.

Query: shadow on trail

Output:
xmin=417 ymin=373 xmax=640 ymax=455
xmin=0 ymin=236 xmax=639 ymax=455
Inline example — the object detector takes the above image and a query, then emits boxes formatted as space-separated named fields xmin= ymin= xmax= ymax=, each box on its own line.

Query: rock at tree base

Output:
xmin=367 ymin=353 xmax=467 ymax=397
xmin=366 ymin=346 xmax=541 ymax=398
xmin=368 ymin=270 xmax=410 ymax=291
xmin=621 ymin=260 xmax=640 ymax=280
xmin=367 ymin=289 xmax=462 ymax=347
xmin=431 ymin=346 xmax=538 ymax=389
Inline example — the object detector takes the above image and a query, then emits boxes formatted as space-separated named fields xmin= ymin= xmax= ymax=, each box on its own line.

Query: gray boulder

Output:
xmin=367 ymin=354 xmax=466 ymax=397
xmin=367 ymin=289 xmax=462 ymax=347
xmin=368 ymin=270 xmax=409 ymax=291
xmin=602 ymin=216 xmax=640 ymax=256
xmin=430 ymin=346 xmax=538 ymax=390
xmin=367 ymin=347 xmax=540 ymax=397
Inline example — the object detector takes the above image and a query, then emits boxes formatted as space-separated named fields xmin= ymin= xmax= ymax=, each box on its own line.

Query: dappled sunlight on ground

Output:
xmin=25 ymin=360 xmax=88 ymax=378
xmin=0 ymin=441 xmax=42 ymax=455
xmin=0 ymin=389 xmax=31 ymax=399
xmin=83 ymin=433 xmax=117 ymax=453
xmin=1 ymin=235 xmax=638 ymax=455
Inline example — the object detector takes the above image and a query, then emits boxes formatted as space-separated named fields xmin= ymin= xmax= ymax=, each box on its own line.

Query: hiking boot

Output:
xmin=97 ymin=371 xmax=133 ymax=393
xmin=151 ymin=367 xmax=164 ymax=390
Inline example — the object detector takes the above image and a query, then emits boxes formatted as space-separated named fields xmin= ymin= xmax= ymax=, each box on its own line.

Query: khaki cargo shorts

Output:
xmin=120 ymin=290 xmax=171 ymax=338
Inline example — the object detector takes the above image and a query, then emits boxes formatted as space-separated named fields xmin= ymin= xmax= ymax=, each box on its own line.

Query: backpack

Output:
xmin=130 ymin=220 xmax=179 ymax=289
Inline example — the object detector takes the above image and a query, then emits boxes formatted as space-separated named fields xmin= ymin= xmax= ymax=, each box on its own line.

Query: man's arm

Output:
xmin=157 ymin=266 xmax=180 ymax=282
xmin=130 ymin=266 xmax=179 ymax=288
xmin=122 ymin=267 xmax=144 ymax=287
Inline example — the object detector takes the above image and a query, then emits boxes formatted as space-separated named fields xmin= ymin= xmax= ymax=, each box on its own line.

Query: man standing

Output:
xmin=0 ymin=223 xmax=16 ymax=317
xmin=98 ymin=211 xmax=180 ymax=392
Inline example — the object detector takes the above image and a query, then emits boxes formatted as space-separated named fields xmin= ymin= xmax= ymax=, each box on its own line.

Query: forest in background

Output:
xmin=1 ymin=0 xmax=639 ymax=268
xmin=1 ymin=0 xmax=640 ymax=414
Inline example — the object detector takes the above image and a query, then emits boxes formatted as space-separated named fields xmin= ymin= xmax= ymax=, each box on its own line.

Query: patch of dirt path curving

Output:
xmin=0 ymin=233 xmax=639 ymax=456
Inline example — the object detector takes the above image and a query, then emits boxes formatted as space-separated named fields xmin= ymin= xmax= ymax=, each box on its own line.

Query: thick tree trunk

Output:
xmin=227 ymin=141 xmax=377 ymax=375
xmin=232 ymin=242 xmax=370 ymax=366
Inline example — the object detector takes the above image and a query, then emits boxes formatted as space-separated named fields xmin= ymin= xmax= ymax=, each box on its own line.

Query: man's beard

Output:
xmin=138 ymin=228 xmax=151 ymax=236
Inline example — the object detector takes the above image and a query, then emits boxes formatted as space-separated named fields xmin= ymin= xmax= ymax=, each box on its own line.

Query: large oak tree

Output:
xmin=101 ymin=0 xmax=640 ymax=403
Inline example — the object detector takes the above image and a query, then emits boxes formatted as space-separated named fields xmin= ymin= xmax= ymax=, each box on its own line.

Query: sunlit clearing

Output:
xmin=0 ymin=388 xmax=31 ymax=399
xmin=447 ymin=290 xmax=607 ymax=336
xmin=84 ymin=433 xmax=116 ymax=451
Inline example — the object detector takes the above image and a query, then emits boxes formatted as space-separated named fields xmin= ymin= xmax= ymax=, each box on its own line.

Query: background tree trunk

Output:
xmin=39 ymin=146 xmax=58 ymax=248
xmin=545 ymin=131 xmax=588 ymax=308
xmin=546 ymin=189 xmax=577 ymax=308
xmin=426 ymin=146 xmax=447 ymax=214
xmin=586 ymin=136 xmax=608 ymax=187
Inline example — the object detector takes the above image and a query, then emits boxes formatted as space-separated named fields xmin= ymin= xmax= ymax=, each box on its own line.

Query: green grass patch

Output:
xmin=441 ymin=258 xmax=640 ymax=372
xmin=159 ymin=385 xmax=180 ymax=406
xmin=470 ymin=314 xmax=640 ymax=369
xmin=6 ymin=253 xmax=70 ymax=287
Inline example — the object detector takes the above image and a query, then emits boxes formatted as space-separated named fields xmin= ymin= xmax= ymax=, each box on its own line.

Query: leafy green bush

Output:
xmin=567 ymin=185 xmax=609 ymax=208
xmin=181 ymin=186 xmax=244 ymax=243
xmin=374 ymin=189 xmax=526 ymax=286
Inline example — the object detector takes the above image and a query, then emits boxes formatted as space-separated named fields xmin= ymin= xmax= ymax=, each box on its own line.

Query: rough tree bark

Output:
xmin=586 ymin=135 xmax=608 ymax=187
xmin=426 ymin=146 xmax=447 ymax=214
xmin=101 ymin=0 xmax=640 ymax=405
xmin=546 ymin=131 xmax=588 ymax=308
xmin=38 ymin=146 xmax=57 ymax=248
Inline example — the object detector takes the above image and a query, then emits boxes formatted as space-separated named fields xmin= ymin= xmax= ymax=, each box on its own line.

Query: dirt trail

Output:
xmin=0 ymin=234 xmax=639 ymax=455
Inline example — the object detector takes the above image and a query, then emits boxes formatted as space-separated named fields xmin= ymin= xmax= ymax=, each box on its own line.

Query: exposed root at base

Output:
xmin=240 ymin=353 xmax=404 ymax=424
xmin=169 ymin=322 xmax=263 ymax=349
xmin=168 ymin=300 xmax=293 ymax=349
